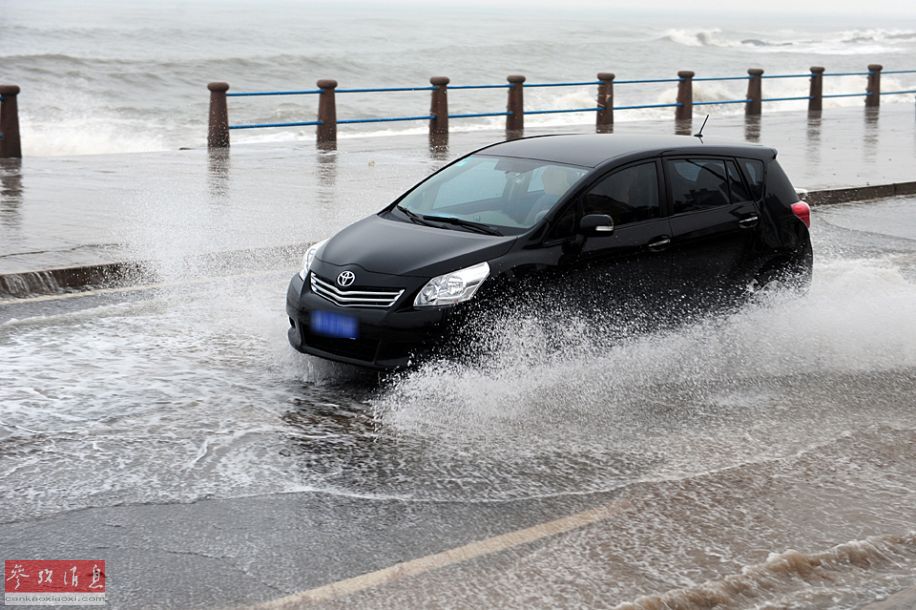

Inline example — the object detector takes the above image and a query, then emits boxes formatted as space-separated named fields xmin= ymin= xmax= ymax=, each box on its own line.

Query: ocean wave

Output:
xmin=18 ymin=112 xmax=174 ymax=156
xmin=613 ymin=532 xmax=916 ymax=610
xmin=0 ymin=52 xmax=367 ymax=74
xmin=660 ymin=27 xmax=916 ymax=55
xmin=660 ymin=28 xmax=736 ymax=48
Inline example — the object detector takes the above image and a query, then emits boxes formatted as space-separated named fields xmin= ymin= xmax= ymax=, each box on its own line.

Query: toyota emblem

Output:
xmin=337 ymin=271 xmax=356 ymax=287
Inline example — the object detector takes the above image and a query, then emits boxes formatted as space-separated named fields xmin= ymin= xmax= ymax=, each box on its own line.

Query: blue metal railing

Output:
xmin=614 ymin=102 xmax=683 ymax=110
xmin=760 ymin=73 xmax=811 ymax=79
xmin=525 ymin=107 xmax=601 ymax=115
xmin=337 ymin=86 xmax=435 ymax=94
xmin=449 ymin=84 xmax=512 ymax=90
xmin=338 ymin=115 xmax=434 ymax=124
xmin=449 ymin=111 xmax=512 ymax=118
xmin=231 ymin=120 xmax=323 ymax=130
xmin=693 ymin=76 xmax=751 ymax=82
xmin=525 ymin=81 xmax=601 ymax=88
xmin=615 ymin=78 xmax=683 ymax=84
xmin=760 ymin=96 xmax=813 ymax=103
xmin=227 ymin=89 xmax=321 ymax=97
xmin=223 ymin=68 xmax=916 ymax=131
xmin=694 ymin=99 xmax=752 ymax=106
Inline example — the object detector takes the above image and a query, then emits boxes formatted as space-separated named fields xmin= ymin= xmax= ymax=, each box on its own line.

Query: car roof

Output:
xmin=479 ymin=134 xmax=776 ymax=168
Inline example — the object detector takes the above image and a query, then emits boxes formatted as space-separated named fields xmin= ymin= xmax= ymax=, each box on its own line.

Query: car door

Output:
xmin=570 ymin=159 xmax=673 ymax=311
xmin=663 ymin=156 xmax=760 ymax=304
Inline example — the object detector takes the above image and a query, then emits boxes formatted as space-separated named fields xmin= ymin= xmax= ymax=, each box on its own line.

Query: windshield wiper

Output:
xmin=396 ymin=206 xmax=434 ymax=227
xmin=422 ymin=215 xmax=503 ymax=236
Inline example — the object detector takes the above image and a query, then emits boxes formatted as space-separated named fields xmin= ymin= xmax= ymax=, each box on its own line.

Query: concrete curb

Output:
xmin=1 ymin=181 xmax=914 ymax=299
xmin=0 ymin=261 xmax=146 ymax=298
xmin=0 ymin=244 xmax=305 ymax=299
xmin=805 ymin=180 xmax=916 ymax=206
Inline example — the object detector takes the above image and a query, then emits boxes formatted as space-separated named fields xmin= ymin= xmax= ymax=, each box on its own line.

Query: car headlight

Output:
xmin=299 ymin=239 xmax=328 ymax=279
xmin=414 ymin=262 xmax=490 ymax=308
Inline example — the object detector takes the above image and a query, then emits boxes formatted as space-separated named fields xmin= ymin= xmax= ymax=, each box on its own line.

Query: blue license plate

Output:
xmin=310 ymin=311 xmax=359 ymax=339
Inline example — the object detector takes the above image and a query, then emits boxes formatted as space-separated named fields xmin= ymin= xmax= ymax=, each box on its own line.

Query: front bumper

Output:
xmin=285 ymin=273 xmax=449 ymax=370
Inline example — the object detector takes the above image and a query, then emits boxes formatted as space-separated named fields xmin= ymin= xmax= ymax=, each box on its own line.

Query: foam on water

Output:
xmin=613 ymin=533 xmax=916 ymax=609
xmin=660 ymin=27 xmax=916 ymax=55
xmin=2 ymin=198 xmax=916 ymax=605
xmin=374 ymin=254 xmax=916 ymax=437
xmin=316 ymin=423 xmax=916 ymax=609
xmin=2 ymin=203 xmax=915 ymax=524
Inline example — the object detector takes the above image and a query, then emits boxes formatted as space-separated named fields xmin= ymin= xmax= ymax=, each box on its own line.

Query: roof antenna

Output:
xmin=694 ymin=114 xmax=710 ymax=139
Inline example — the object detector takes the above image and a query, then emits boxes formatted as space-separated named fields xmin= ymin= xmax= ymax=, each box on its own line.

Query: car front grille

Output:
xmin=310 ymin=273 xmax=405 ymax=309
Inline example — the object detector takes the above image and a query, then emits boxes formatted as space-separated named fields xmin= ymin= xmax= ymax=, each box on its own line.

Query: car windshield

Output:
xmin=395 ymin=154 xmax=589 ymax=233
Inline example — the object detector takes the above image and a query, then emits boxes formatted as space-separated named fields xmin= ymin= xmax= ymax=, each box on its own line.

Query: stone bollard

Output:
xmin=429 ymin=76 xmax=449 ymax=137
xmin=316 ymin=79 xmax=338 ymax=146
xmin=808 ymin=67 xmax=825 ymax=113
xmin=746 ymin=68 xmax=763 ymax=115
xmin=675 ymin=71 xmax=694 ymax=121
xmin=207 ymin=82 xmax=230 ymax=149
xmin=596 ymin=72 xmax=615 ymax=133
xmin=866 ymin=64 xmax=882 ymax=108
xmin=506 ymin=75 xmax=526 ymax=134
xmin=0 ymin=85 xmax=22 ymax=158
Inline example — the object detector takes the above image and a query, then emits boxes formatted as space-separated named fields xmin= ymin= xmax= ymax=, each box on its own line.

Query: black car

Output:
xmin=286 ymin=134 xmax=812 ymax=369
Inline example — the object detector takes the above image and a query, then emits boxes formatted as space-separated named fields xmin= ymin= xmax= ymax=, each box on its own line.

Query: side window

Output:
xmin=584 ymin=162 xmax=659 ymax=225
xmin=727 ymin=160 xmax=752 ymax=202
xmin=667 ymin=158 xmax=730 ymax=214
xmin=738 ymin=158 xmax=765 ymax=201
xmin=434 ymin=157 xmax=506 ymax=208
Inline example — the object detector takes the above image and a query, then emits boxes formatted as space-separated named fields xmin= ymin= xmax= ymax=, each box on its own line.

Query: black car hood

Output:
xmin=318 ymin=214 xmax=517 ymax=278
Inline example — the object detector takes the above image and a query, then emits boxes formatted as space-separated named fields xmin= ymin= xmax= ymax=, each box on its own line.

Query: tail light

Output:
xmin=791 ymin=201 xmax=811 ymax=228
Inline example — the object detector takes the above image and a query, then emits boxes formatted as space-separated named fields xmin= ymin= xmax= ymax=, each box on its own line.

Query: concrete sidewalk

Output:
xmin=1 ymin=104 xmax=915 ymax=295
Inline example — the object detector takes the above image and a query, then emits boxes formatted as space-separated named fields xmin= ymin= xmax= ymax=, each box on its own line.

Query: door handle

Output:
xmin=647 ymin=236 xmax=671 ymax=252
xmin=738 ymin=215 xmax=759 ymax=229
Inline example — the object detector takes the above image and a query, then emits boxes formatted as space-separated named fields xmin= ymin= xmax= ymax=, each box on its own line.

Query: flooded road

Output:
xmin=1 ymin=196 xmax=915 ymax=608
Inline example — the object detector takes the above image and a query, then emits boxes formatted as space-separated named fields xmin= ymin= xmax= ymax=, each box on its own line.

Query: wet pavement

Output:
xmin=1 ymin=195 xmax=915 ymax=608
xmin=2 ymin=104 xmax=916 ymax=279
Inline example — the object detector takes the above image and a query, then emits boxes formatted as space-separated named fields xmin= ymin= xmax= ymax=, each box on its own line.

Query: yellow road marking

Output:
xmin=251 ymin=498 xmax=629 ymax=609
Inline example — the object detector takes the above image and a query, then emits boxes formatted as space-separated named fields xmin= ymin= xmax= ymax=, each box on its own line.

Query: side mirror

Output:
xmin=579 ymin=214 xmax=614 ymax=235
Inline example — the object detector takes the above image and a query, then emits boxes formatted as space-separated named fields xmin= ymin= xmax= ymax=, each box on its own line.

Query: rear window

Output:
xmin=738 ymin=158 xmax=765 ymax=201
xmin=667 ymin=158 xmax=730 ymax=213
xmin=765 ymin=160 xmax=799 ymax=206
